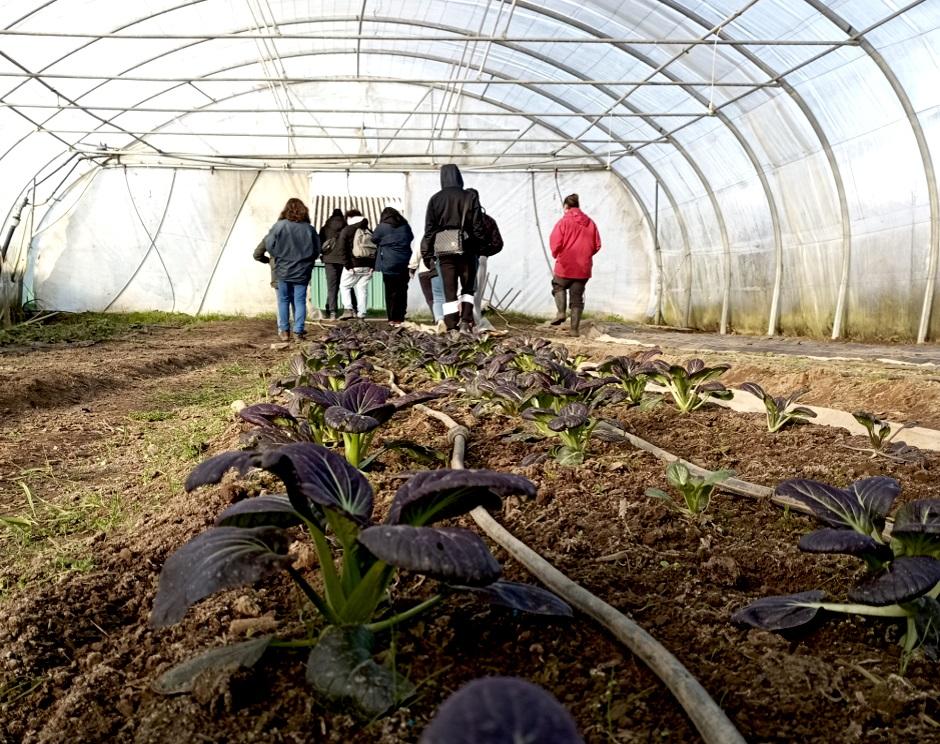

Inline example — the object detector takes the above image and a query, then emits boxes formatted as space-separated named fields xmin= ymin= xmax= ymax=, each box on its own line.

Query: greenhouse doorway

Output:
xmin=308 ymin=187 xmax=405 ymax=317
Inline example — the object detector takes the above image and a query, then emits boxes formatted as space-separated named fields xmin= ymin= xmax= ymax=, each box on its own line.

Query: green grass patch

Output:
xmin=0 ymin=311 xmax=239 ymax=346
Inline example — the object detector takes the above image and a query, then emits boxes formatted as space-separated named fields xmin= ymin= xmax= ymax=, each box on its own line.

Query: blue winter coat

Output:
xmin=264 ymin=219 xmax=320 ymax=283
xmin=373 ymin=220 xmax=415 ymax=275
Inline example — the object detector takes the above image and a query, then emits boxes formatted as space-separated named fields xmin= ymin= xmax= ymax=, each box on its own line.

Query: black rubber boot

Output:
xmin=550 ymin=291 xmax=566 ymax=325
xmin=570 ymin=308 xmax=582 ymax=337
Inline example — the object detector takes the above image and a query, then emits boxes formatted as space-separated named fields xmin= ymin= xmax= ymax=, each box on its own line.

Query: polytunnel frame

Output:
xmin=0 ymin=0 xmax=935 ymax=341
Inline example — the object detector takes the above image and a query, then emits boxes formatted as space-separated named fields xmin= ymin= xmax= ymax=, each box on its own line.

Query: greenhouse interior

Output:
xmin=1 ymin=1 xmax=939 ymax=742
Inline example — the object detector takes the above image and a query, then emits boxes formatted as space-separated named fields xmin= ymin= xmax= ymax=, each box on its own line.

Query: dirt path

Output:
xmin=2 ymin=318 xmax=940 ymax=743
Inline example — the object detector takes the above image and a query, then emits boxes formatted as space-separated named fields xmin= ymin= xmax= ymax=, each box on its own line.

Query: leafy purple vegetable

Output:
xmin=306 ymin=626 xmax=412 ymax=718
xmin=455 ymin=580 xmax=573 ymax=617
xmin=731 ymin=590 xmax=825 ymax=630
xmin=386 ymin=469 xmax=536 ymax=526
xmin=358 ymin=525 xmax=501 ymax=585
xmin=215 ymin=494 xmax=302 ymax=529
xmin=324 ymin=406 xmax=381 ymax=433
xmin=260 ymin=443 xmax=374 ymax=525
xmin=847 ymin=556 xmax=940 ymax=606
xmin=150 ymin=526 xmax=291 ymax=627
xmin=776 ymin=477 xmax=899 ymax=535
xmin=798 ymin=528 xmax=893 ymax=562
xmin=420 ymin=677 xmax=583 ymax=744
xmin=184 ymin=450 xmax=257 ymax=492
xmin=548 ymin=403 xmax=589 ymax=431
xmin=893 ymin=499 xmax=940 ymax=539
xmin=153 ymin=635 xmax=273 ymax=694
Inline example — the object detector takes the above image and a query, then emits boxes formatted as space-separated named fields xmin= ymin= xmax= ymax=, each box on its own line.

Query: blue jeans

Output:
xmin=276 ymin=280 xmax=307 ymax=333
xmin=431 ymin=271 xmax=444 ymax=322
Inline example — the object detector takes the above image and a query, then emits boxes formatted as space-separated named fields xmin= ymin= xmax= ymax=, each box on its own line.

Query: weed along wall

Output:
xmin=23 ymin=167 xmax=652 ymax=320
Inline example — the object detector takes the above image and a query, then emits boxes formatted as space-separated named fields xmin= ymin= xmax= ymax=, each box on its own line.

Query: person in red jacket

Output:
xmin=549 ymin=193 xmax=601 ymax=337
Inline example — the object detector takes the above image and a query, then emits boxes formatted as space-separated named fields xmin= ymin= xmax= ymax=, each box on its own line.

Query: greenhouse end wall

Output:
xmin=22 ymin=167 xmax=654 ymax=322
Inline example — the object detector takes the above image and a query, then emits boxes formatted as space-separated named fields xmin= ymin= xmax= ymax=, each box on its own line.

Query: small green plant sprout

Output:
xmin=734 ymin=478 xmax=940 ymax=669
xmin=851 ymin=411 xmax=920 ymax=461
xmin=739 ymin=382 xmax=817 ymax=432
xmin=645 ymin=461 xmax=734 ymax=517
xmin=648 ymin=359 xmax=732 ymax=413
xmin=151 ymin=443 xmax=571 ymax=717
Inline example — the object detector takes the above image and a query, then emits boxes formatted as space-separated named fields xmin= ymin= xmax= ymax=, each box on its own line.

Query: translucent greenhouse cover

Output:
xmin=0 ymin=1 xmax=938 ymax=340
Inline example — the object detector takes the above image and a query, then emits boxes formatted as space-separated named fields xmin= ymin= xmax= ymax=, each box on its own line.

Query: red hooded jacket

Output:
xmin=549 ymin=208 xmax=601 ymax=280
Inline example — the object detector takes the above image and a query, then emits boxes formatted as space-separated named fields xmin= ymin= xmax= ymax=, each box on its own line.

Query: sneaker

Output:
xmin=339 ymin=310 xmax=355 ymax=321
xmin=278 ymin=331 xmax=290 ymax=341
xmin=295 ymin=331 xmax=307 ymax=341
xmin=357 ymin=314 xmax=367 ymax=320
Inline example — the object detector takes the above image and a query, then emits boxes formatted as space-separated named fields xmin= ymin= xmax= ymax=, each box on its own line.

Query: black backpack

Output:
xmin=477 ymin=210 xmax=504 ymax=257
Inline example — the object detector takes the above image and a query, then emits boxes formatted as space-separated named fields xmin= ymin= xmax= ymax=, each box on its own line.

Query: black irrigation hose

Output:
xmin=380 ymin=368 xmax=747 ymax=744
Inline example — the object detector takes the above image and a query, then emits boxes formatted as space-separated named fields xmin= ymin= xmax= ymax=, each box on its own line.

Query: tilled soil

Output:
xmin=1 ymin=319 xmax=939 ymax=743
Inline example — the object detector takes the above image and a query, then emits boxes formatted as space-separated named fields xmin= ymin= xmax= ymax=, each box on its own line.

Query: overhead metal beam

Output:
xmin=0 ymin=71 xmax=780 ymax=87
xmin=0 ymin=29 xmax=861 ymax=45
xmin=0 ymin=103 xmax=706 ymax=117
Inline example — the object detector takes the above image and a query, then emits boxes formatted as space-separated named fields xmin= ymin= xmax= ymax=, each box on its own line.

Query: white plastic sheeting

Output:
xmin=1 ymin=1 xmax=939 ymax=340
xmin=27 ymin=167 xmax=650 ymax=319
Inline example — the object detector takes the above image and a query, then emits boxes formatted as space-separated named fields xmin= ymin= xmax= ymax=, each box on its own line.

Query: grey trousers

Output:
xmin=552 ymin=274 xmax=587 ymax=309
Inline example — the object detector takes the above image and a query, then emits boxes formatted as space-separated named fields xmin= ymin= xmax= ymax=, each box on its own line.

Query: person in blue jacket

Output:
xmin=263 ymin=197 xmax=320 ymax=341
xmin=372 ymin=206 xmax=415 ymax=325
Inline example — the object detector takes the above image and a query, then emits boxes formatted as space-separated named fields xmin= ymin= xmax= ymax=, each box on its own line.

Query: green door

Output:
xmin=309 ymin=265 xmax=386 ymax=313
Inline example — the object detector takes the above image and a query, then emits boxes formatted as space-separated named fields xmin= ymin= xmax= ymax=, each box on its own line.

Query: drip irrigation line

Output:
xmin=104 ymin=169 xmax=177 ymax=312
xmin=379 ymin=367 xmax=746 ymax=744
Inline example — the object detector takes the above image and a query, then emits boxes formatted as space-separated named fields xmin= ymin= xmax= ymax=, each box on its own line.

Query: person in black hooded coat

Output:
xmin=318 ymin=207 xmax=347 ymax=319
xmin=421 ymin=164 xmax=485 ymax=331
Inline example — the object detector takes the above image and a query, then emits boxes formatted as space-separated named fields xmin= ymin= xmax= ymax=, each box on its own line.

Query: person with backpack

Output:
xmin=372 ymin=207 xmax=415 ymax=325
xmin=421 ymin=164 xmax=486 ymax=332
xmin=549 ymin=193 xmax=601 ymax=337
xmin=464 ymin=188 xmax=503 ymax=329
xmin=338 ymin=209 xmax=375 ymax=320
xmin=317 ymin=207 xmax=346 ymax=319
xmin=262 ymin=197 xmax=320 ymax=341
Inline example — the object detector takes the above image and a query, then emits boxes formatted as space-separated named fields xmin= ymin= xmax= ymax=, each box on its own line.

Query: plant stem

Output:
xmin=308 ymin=524 xmax=345 ymax=612
xmin=269 ymin=636 xmax=319 ymax=649
xmin=364 ymin=595 xmax=443 ymax=633
xmin=816 ymin=601 xmax=911 ymax=617
xmin=285 ymin=565 xmax=340 ymax=624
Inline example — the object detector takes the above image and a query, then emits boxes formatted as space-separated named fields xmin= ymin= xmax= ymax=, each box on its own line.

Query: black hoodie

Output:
xmin=421 ymin=164 xmax=485 ymax=264
xmin=339 ymin=216 xmax=374 ymax=270
xmin=319 ymin=208 xmax=347 ymax=264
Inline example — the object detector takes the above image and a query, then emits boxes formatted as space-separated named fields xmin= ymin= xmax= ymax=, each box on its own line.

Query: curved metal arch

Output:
xmin=502 ymin=1 xmax=784 ymax=335
xmin=802 ymin=0 xmax=938 ymax=343
xmin=653 ymin=0 xmax=852 ymax=338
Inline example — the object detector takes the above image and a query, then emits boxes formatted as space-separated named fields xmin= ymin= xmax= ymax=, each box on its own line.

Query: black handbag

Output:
xmin=433 ymin=200 xmax=469 ymax=257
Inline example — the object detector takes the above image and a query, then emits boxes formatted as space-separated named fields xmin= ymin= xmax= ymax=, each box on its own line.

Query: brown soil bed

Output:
xmin=2 ymin=318 xmax=939 ymax=743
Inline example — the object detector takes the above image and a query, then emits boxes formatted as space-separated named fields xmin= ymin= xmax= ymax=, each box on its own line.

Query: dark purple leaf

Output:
xmin=324 ymin=406 xmax=381 ymax=433
xmin=184 ymin=450 xmax=257 ymax=492
xmin=848 ymin=556 xmax=940 ymax=606
xmin=892 ymin=499 xmax=940 ymax=538
xmin=731 ymin=590 xmax=826 ymax=630
xmin=456 ymin=580 xmax=573 ymax=616
xmin=420 ymin=677 xmax=583 ymax=744
xmin=798 ymin=529 xmax=893 ymax=561
xmin=150 ymin=526 xmax=290 ymax=627
xmin=789 ymin=406 xmax=817 ymax=418
xmin=776 ymin=478 xmax=882 ymax=535
xmin=848 ymin=477 xmax=901 ymax=520
xmin=153 ymin=636 xmax=272 ymax=694
xmin=306 ymin=626 xmax=412 ymax=718
xmin=260 ymin=443 xmax=374 ymax=525
xmin=739 ymin=382 xmax=767 ymax=401
xmin=521 ymin=407 xmax=554 ymax=422
xmin=215 ymin=494 xmax=302 ymax=529
xmin=687 ymin=359 xmax=705 ymax=374
xmin=237 ymin=403 xmax=297 ymax=428
xmin=291 ymin=386 xmax=342 ymax=409
xmin=343 ymin=381 xmax=391 ymax=414
xmin=387 ymin=469 xmax=536 ymax=526
xmin=548 ymin=403 xmax=589 ymax=431
xmin=391 ymin=390 xmax=443 ymax=410
xmin=358 ymin=526 xmax=501 ymax=585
